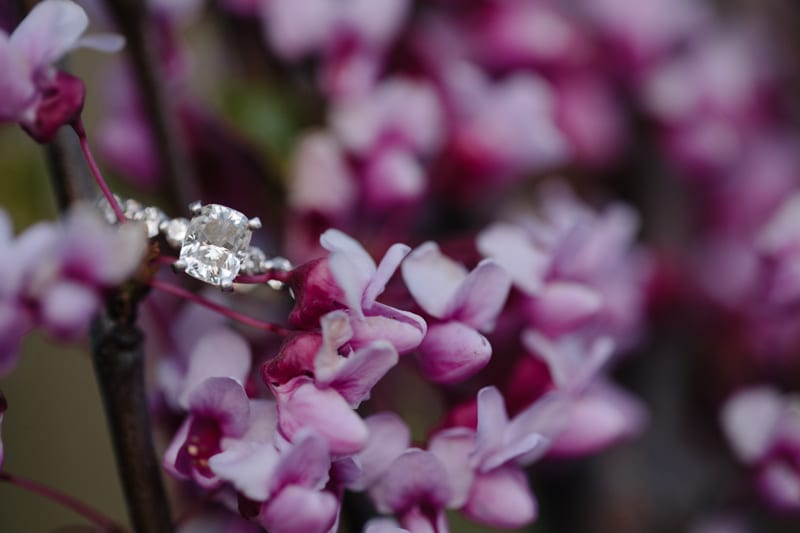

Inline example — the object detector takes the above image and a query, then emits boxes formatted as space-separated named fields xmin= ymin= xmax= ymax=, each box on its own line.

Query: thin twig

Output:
xmin=0 ymin=472 xmax=127 ymax=533
xmin=149 ymin=278 xmax=293 ymax=335
xmin=73 ymin=120 xmax=126 ymax=221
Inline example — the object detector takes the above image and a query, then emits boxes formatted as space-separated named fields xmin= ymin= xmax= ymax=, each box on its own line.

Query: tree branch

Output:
xmin=102 ymin=0 xmax=198 ymax=208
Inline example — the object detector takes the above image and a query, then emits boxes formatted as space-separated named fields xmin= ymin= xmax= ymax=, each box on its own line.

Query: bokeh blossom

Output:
xmin=3 ymin=0 xmax=800 ymax=531
xmin=0 ymin=0 xmax=123 ymax=142
xmin=0 ymin=205 xmax=146 ymax=375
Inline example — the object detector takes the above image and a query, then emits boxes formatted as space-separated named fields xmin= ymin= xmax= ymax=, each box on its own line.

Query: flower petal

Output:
xmin=274 ymin=377 xmax=368 ymax=455
xmin=39 ymin=280 xmax=99 ymax=338
xmin=328 ymin=341 xmax=399 ymax=407
xmin=364 ymin=243 xmax=410 ymax=309
xmin=258 ymin=485 xmax=338 ymax=533
xmin=74 ymin=33 xmax=125 ymax=53
xmin=550 ymin=381 xmax=646 ymax=457
xmin=720 ymin=386 xmax=783 ymax=463
xmin=350 ymin=412 xmax=411 ymax=491
xmin=371 ymin=449 xmax=451 ymax=514
xmin=179 ymin=328 xmax=251 ymax=409
xmin=463 ymin=467 xmax=537 ymax=529
xmin=449 ymin=259 xmax=512 ymax=331
xmin=476 ymin=223 xmax=551 ymax=295
xmin=208 ymin=441 xmax=280 ymax=501
xmin=10 ymin=0 xmax=88 ymax=69
xmin=270 ymin=429 xmax=331 ymax=494
xmin=364 ymin=519 xmax=410 ymax=533
xmin=350 ymin=305 xmax=426 ymax=354
xmin=0 ymin=32 xmax=36 ymax=122
xmin=428 ymin=428 xmax=476 ymax=508
xmin=525 ymin=282 xmax=603 ymax=337
xmin=188 ymin=377 xmax=251 ymax=437
xmin=401 ymin=242 xmax=467 ymax=318
xmin=417 ymin=321 xmax=491 ymax=384
xmin=321 ymin=229 xmax=376 ymax=316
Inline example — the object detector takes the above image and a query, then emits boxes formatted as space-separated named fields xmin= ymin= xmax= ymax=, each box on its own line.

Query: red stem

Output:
xmin=72 ymin=120 xmax=126 ymax=222
xmin=0 ymin=472 xmax=126 ymax=532
xmin=148 ymin=279 xmax=292 ymax=335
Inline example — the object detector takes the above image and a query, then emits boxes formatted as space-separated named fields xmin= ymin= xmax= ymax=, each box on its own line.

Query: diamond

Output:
xmin=132 ymin=206 xmax=167 ymax=238
xmin=242 ymin=246 xmax=267 ymax=275
xmin=164 ymin=217 xmax=189 ymax=248
xmin=179 ymin=204 xmax=253 ymax=286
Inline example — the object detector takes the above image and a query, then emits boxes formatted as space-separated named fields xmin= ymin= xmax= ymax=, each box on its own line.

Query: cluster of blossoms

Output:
xmin=0 ymin=205 xmax=146 ymax=374
xmin=1 ymin=0 xmax=800 ymax=531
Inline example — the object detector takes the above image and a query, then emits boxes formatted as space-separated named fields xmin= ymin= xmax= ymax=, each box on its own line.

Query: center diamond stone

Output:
xmin=179 ymin=204 xmax=252 ymax=286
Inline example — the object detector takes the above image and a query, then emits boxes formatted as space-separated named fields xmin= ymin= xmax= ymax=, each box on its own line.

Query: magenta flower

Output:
xmin=209 ymin=429 xmax=338 ymax=533
xmin=445 ymin=68 xmax=569 ymax=185
xmin=477 ymin=182 xmax=648 ymax=345
xmin=401 ymin=241 xmax=511 ymax=383
xmin=164 ymin=377 xmax=254 ymax=488
xmin=261 ymin=0 xmax=410 ymax=97
xmin=0 ymin=205 xmax=146 ymax=375
xmin=428 ymin=387 xmax=569 ymax=529
xmin=721 ymin=386 xmax=800 ymax=510
xmin=289 ymin=229 xmax=426 ymax=353
xmin=369 ymin=449 xmax=453 ymax=533
xmin=0 ymin=0 xmax=124 ymax=142
xmin=523 ymin=331 xmax=647 ymax=456
xmin=288 ymin=132 xmax=357 ymax=218
xmin=577 ymin=0 xmax=709 ymax=70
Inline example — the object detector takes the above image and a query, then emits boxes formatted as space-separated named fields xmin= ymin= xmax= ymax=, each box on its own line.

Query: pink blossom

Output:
xmin=478 ymin=182 xmax=648 ymax=345
xmin=427 ymin=387 xmax=569 ymax=529
xmin=209 ymin=429 xmax=338 ymax=533
xmin=523 ymin=331 xmax=647 ymax=456
xmin=0 ymin=205 xmax=146 ymax=375
xmin=288 ymin=229 xmax=426 ymax=353
xmin=470 ymin=0 xmax=591 ymax=71
xmin=721 ymin=386 xmax=800 ymax=510
xmin=0 ymin=0 xmax=124 ymax=142
xmin=401 ymin=241 xmax=511 ymax=383
xmin=444 ymin=67 xmax=569 ymax=186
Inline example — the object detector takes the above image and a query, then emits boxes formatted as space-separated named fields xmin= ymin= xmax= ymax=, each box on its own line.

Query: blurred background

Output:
xmin=3 ymin=0 xmax=800 ymax=531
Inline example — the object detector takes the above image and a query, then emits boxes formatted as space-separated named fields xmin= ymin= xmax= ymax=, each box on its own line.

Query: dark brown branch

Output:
xmin=102 ymin=0 xmax=198 ymax=208
xmin=43 ymin=129 xmax=174 ymax=533
xmin=90 ymin=286 xmax=172 ymax=533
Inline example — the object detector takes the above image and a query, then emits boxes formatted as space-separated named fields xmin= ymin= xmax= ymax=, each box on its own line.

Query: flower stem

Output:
xmin=72 ymin=120 xmax=126 ymax=222
xmin=0 ymin=472 xmax=127 ymax=532
xmin=149 ymin=279 xmax=293 ymax=335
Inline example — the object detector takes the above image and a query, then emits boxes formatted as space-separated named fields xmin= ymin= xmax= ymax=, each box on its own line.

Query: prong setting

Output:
xmin=172 ymin=259 xmax=187 ymax=273
xmin=248 ymin=217 xmax=262 ymax=230
xmin=189 ymin=201 xmax=202 ymax=215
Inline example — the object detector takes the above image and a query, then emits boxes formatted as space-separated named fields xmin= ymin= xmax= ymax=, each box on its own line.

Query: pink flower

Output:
xmin=444 ymin=67 xmax=569 ymax=186
xmin=401 ymin=241 xmax=511 ymax=383
xmin=266 ymin=311 xmax=399 ymax=455
xmin=428 ymin=387 xmax=570 ymax=529
xmin=288 ymin=229 xmax=426 ymax=353
xmin=721 ymin=386 xmax=800 ymax=510
xmin=523 ymin=331 xmax=647 ymax=456
xmin=477 ymin=182 xmax=648 ymax=345
xmin=209 ymin=430 xmax=338 ymax=533
xmin=0 ymin=0 xmax=123 ymax=142
xmin=0 ymin=205 xmax=146 ymax=375
xmin=164 ymin=378 xmax=259 ymax=488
